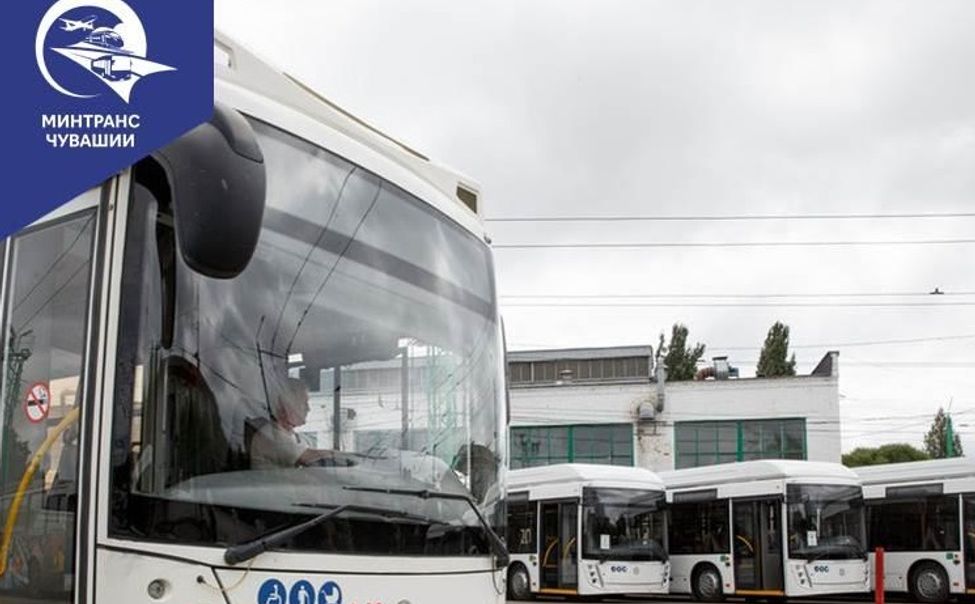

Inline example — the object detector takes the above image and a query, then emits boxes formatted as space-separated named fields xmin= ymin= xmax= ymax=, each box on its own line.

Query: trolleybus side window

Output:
xmin=0 ymin=207 xmax=97 ymax=603
xmin=507 ymin=491 xmax=536 ymax=554
xmin=669 ymin=497 xmax=730 ymax=554
xmin=109 ymin=119 xmax=503 ymax=556
xmin=867 ymin=494 xmax=960 ymax=552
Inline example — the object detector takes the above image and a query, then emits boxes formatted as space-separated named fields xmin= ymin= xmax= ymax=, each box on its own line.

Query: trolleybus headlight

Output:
xmin=147 ymin=579 xmax=169 ymax=600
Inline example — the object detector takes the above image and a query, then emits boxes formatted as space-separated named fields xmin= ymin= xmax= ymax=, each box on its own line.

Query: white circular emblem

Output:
xmin=35 ymin=0 xmax=174 ymax=103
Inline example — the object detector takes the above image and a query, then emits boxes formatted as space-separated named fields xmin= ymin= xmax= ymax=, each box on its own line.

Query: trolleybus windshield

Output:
xmin=582 ymin=487 xmax=667 ymax=561
xmin=108 ymin=118 xmax=503 ymax=557
xmin=787 ymin=484 xmax=865 ymax=560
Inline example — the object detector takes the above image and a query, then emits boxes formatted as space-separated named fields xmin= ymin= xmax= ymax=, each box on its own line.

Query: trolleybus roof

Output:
xmin=661 ymin=459 xmax=860 ymax=491
xmin=508 ymin=463 xmax=665 ymax=494
xmin=213 ymin=31 xmax=484 ymax=235
xmin=854 ymin=457 xmax=975 ymax=496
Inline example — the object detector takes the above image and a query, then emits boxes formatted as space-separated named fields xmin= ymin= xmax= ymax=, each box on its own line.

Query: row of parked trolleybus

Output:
xmin=504 ymin=457 xmax=975 ymax=603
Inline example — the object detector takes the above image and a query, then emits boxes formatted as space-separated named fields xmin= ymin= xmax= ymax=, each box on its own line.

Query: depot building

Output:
xmin=507 ymin=345 xmax=841 ymax=472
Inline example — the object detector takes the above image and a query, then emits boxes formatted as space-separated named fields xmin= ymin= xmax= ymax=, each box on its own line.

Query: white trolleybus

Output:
xmin=856 ymin=457 xmax=975 ymax=603
xmin=0 ymin=32 xmax=510 ymax=604
xmin=505 ymin=463 xmax=669 ymax=600
xmin=662 ymin=460 xmax=870 ymax=601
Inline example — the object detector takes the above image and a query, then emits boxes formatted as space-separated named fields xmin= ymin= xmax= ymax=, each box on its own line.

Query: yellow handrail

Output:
xmin=562 ymin=536 xmax=577 ymax=560
xmin=735 ymin=534 xmax=754 ymax=554
xmin=0 ymin=407 xmax=80 ymax=577
xmin=542 ymin=538 xmax=560 ymax=569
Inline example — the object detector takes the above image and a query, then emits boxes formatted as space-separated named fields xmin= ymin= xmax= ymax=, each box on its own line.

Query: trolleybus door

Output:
xmin=964 ymin=495 xmax=975 ymax=590
xmin=0 ymin=188 xmax=103 ymax=604
xmin=733 ymin=497 xmax=784 ymax=594
xmin=539 ymin=500 xmax=578 ymax=592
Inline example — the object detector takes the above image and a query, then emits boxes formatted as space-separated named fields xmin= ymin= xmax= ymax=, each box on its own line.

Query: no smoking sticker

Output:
xmin=24 ymin=382 xmax=50 ymax=424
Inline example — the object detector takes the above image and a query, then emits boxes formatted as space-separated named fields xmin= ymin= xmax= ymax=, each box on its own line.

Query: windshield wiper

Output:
xmin=344 ymin=485 xmax=510 ymax=568
xmin=224 ymin=504 xmax=410 ymax=565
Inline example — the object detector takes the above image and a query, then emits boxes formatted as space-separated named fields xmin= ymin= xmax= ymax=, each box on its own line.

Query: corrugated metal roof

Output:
xmin=508 ymin=345 xmax=653 ymax=363
xmin=508 ymin=348 xmax=837 ymax=380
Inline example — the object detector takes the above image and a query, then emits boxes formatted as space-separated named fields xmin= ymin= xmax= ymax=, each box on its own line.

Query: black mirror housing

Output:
xmin=151 ymin=102 xmax=266 ymax=279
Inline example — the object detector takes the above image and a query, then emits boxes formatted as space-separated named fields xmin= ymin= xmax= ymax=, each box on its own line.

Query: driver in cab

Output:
xmin=250 ymin=377 xmax=354 ymax=469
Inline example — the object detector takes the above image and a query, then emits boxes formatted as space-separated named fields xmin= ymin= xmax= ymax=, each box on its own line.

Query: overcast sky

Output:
xmin=215 ymin=1 xmax=975 ymax=453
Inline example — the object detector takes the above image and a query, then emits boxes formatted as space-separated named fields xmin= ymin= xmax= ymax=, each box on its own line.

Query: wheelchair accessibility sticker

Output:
xmin=258 ymin=579 xmax=342 ymax=604
xmin=258 ymin=579 xmax=287 ymax=604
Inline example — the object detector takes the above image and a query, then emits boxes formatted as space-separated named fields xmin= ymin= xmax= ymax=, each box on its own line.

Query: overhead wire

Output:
xmin=506 ymin=333 xmax=975 ymax=357
xmin=10 ymin=213 xmax=95 ymax=314
xmin=269 ymin=165 xmax=357 ymax=351
xmin=493 ymin=238 xmax=975 ymax=249
xmin=501 ymin=290 xmax=975 ymax=299
xmin=501 ymin=300 xmax=975 ymax=308
xmin=506 ymin=416 xmax=945 ymax=437
xmin=486 ymin=211 xmax=975 ymax=223
xmin=284 ymin=182 xmax=384 ymax=353
xmin=716 ymin=333 xmax=975 ymax=351
xmin=15 ymin=259 xmax=91 ymax=333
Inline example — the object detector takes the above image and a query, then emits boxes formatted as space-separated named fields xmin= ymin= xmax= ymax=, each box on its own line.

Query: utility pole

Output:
xmin=946 ymin=397 xmax=956 ymax=458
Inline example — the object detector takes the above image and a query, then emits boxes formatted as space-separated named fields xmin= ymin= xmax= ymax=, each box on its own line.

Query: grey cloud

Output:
xmin=216 ymin=0 xmax=975 ymax=451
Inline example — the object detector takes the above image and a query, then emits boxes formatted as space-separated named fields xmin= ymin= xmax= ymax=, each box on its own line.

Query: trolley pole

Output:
xmin=874 ymin=547 xmax=885 ymax=604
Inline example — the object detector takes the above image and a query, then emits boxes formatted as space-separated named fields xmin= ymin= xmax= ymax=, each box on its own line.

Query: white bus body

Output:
xmin=662 ymin=460 xmax=870 ymax=601
xmin=856 ymin=457 xmax=975 ymax=603
xmin=505 ymin=464 xmax=669 ymax=600
xmin=0 ymin=32 xmax=508 ymax=604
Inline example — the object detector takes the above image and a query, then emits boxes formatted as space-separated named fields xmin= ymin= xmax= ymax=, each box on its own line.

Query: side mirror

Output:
xmin=151 ymin=102 xmax=266 ymax=278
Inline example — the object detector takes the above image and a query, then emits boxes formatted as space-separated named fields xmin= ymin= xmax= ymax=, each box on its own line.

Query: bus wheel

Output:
xmin=911 ymin=562 xmax=949 ymax=604
xmin=507 ymin=563 xmax=533 ymax=601
xmin=692 ymin=564 xmax=725 ymax=602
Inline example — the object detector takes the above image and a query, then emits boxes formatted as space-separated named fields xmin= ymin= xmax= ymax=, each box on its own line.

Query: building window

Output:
xmin=674 ymin=418 xmax=806 ymax=469
xmin=507 ymin=356 xmax=650 ymax=385
xmin=509 ymin=362 xmax=532 ymax=384
xmin=535 ymin=361 xmax=557 ymax=382
xmin=510 ymin=424 xmax=633 ymax=469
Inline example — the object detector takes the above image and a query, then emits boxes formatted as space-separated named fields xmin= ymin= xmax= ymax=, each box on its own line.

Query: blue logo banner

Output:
xmin=6 ymin=0 xmax=213 ymax=236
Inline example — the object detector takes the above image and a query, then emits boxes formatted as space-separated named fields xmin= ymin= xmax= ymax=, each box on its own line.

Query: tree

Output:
xmin=842 ymin=443 xmax=930 ymax=467
xmin=924 ymin=407 xmax=963 ymax=458
xmin=658 ymin=323 xmax=705 ymax=382
xmin=755 ymin=321 xmax=797 ymax=378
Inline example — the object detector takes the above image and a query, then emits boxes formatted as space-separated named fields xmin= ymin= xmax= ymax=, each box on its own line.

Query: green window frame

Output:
xmin=510 ymin=423 xmax=634 ymax=469
xmin=674 ymin=418 xmax=807 ymax=469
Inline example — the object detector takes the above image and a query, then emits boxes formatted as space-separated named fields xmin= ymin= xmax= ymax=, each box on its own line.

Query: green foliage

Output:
xmin=659 ymin=323 xmax=705 ymax=382
xmin=756 ymin=321 xmax=797 ymax=378
xmin=842 ymin=443 xmax=930 ymax=467
xmin=924 ymin=407 xmax=963 ymax=458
